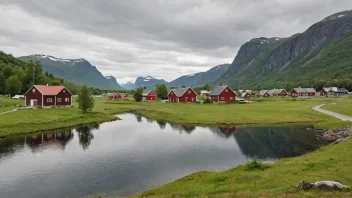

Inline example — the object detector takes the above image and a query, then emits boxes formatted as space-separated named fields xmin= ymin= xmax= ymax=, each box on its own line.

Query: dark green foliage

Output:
xmin=156 ymin=84 xmax=168 ymax=99
xmin=76 ymin=84 xmax=94 ymax=113
xmin=5 ymin=75 xmax=22 ymax=96
xmin=193 ymin=84 xmax=212 ymax=95
xmin=204 ymin=97 xmax=212 ymax=104
xmin=133 ymin=87 xmax=143 ymax=102
xmin=244 ymin=157 xmax=270 ymax=171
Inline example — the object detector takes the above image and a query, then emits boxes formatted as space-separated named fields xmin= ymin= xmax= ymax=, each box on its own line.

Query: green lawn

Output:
xmin=322 ymin=99 xmax=352 ymax=117
xmin=0 ymin=96 xmax=22 ymax=112
xmin=0 ymin=97 xmax=351 ymax=137
xmin=136 ymin=138 xmax=352 ymax=198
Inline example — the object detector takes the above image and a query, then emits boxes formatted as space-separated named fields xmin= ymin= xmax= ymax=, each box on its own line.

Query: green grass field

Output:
xmin=0 ymin=96 xmax=351 ymax=137
xmin=137 ymin=138 xmax=352 ymax=198
xmin=322 ymin=98 xmax=352 ymax=117
xmin=0 ymin=96 xmax=22 ymax=112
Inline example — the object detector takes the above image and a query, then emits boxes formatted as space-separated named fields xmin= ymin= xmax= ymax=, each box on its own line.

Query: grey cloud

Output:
xmin=1 ymin=0 xmax=352 ymax=83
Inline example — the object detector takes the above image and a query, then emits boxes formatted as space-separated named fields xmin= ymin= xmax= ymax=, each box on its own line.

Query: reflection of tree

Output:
xmin=233 ymin=126 xmax=328 ymax=159
xmin=156 ymin=120 xmax=167 ymax=129
xmin=135 ymin=114 xmax=142 ymax=123
xmin=169 ymin=123 xmax=196 ymax=134
xmin=210 ymin=127 xmax=236 ymax=139
xmin=146 ymin=118 xmax=153 ymax=123
xmin=0 ymin=135 xmax=24 ymax=159
xmin=76 ymin=124 xmax=99 ymax=150
xmin=25 ymin=129 xmax=74 ymax=152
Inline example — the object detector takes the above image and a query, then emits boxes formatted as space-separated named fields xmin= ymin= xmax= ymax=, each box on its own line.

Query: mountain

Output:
xmin=168 ymin=64 xmax=230 ymax=88
xmin=18 ymin=54 xmax=123 ymax=90
xmin=222 ymin=10 xmax=352 ymax=90
xmin=121 ymin=82 xmax=136 ymax=90
xmin=134 ymin=76 xmax=167 ymax=88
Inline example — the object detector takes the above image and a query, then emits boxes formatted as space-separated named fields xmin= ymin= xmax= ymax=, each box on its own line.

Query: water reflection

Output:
xmin=0 ymin=113 xmax=329 ymax=198
xmin=25 ymin=129 xmax=74 ymax=152
xmin=76 ymin=124 xmax=99 ymax=150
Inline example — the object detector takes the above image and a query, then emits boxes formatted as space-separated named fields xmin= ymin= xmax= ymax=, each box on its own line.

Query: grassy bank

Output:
xmin=322 ymin=99 xmax=352 ymax=117
xmin=137 ymin=138 xmax=352 ymax=197
xmin=1 ymin=96 xmax=351 ymax=137
xmin=0 ymin=96 xmax=22 ymax=112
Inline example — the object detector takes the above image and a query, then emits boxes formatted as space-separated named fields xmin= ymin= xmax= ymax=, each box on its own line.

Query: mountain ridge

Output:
xmin=19 ymin=54 xmax=124 ymax=90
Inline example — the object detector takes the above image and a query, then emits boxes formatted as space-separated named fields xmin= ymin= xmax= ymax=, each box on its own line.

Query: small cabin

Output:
xmin=168 ymin=88 xmax=197 ymax=103
xmin=24 ymin=85 xmax=72 ymax=107
xmin=209 ymin=85 xmax=236 ymax=102
xmin=142 ymin=90 xmax=157 ymax=101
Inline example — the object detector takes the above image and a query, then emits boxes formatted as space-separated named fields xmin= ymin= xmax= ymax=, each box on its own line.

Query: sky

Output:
xmin=1 ymin=1 xmax=352 ymax=84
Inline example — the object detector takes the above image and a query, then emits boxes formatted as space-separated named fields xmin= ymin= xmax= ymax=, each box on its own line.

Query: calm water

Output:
xmin=0 ymin=113 xmax=327 ymax=198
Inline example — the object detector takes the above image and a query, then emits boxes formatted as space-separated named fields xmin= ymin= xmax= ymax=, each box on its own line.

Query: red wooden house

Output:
xmin=142 ymin=90 xmax=157 ymax=101
xmin=290 ymin=88 xmax=316 ymax=98
xmin=241 ymin=91 xmax=252 ymax=99
xmin=24 ymin=85 xmax=72 ymax=107
xmin=320 ymin=88 xmax=329 ymax=97
xmin=259 ymin=90 xmax=271 ymax=97
xmin=108 ymin=93 xmax=123 ymax=100
xmin=209 ymin=85 xmax=236 ymax=102
xmin=168 ymin=88 xmax=197 ymax=103
xmin=269 ymin=89 xmax=288 ymax=97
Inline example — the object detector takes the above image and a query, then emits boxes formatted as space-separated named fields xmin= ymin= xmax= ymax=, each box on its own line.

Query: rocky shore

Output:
xmin=315 ymin=126 xmax=352 ymax=143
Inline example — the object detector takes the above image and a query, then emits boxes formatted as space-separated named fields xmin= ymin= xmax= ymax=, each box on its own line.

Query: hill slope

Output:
xmin=19 ymin=55 xmax=123 ymax=90
xmin=222 ymin=10 xmax=352 ymax=91
xmin=134 ymin=76 xmax=167 ymax=88
xmin=168 ymin=64 xmax=230 ymax=88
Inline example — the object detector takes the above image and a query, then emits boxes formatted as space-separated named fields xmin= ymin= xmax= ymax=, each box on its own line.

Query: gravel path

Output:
xmin=0 ymin=109 xmax=17 ymax=115
xmin=313 ymin=104 xmax=352 ymax=122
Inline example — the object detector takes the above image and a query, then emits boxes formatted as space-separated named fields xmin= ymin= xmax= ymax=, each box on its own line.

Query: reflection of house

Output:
xmin=290 ymin=88 xmax=316 ymax=98
xmin=168 ymin=88 xmax=198 ymax=103
xmin=210 ymin=127 xmax=236 ymax=138
xmin=320 ymin=87 xmax=348 ymax=97
xmin=24 ymin=85 xmax=73 ymax=107
xmin=25 ymin=130 xmax=74 ymax=152
xmin=142 ymin=90 xmax=157 ymax=101
xmin=169 ymin=123 xmax=196 ymax=134
xmin=209 ymin=85 xmax=236 ymax=102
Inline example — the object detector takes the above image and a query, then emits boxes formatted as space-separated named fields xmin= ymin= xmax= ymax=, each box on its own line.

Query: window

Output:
xmin=221 ymin=97 xmax=224 ymax=100
xmin=185 ymin=97 xmax=188 ymax=100
xmin=57 ymin=98 xmax=62 ymax=102
xmin=188 ymin=90 xmax=191 ymax=94
xmin=191 ymin=97 xmax=194 ymax=101
xmin=225 ymin=89 xmax=228 ymax=92
xmin=32 ymin=89 xmax=35 ymax=93
xmin=230 ymin=97 xmax=233 ymax=101
xmin=63 ymin=90 xmax=66 ymax=93
xmin=65 ymin=98 xmax=70 ymax=102
xmin=47 ymin=98 xmax=53 ymax=103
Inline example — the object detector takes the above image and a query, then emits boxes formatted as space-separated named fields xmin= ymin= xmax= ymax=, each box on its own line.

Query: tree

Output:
xmin=0 ymin=73 xmax=5 ymax=94
xmin=133 ymin=87 xmax=143 ymax=102
xmin=5 ymin=75 xmax=22 ymax=96
xmin=156 ymin=84 xmax=168 ymax=99
xmin=76 ymin=84 xmax=94 ymax=113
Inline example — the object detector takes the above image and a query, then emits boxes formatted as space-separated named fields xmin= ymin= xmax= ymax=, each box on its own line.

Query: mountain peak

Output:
xmin=322 ymin=9 xmax=352 ymax=22
xmin=26 ymin=54 xmax=87 ymax=65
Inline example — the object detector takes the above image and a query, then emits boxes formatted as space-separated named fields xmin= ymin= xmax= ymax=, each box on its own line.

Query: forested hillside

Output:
xmin=0 ymin=51 xmax=101 ymax=95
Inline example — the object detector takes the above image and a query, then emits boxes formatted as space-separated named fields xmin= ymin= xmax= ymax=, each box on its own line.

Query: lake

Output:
xmin=0 ymin=113 xmax=327 ymax=198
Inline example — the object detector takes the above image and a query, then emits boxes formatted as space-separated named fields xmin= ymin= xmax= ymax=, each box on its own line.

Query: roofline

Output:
xmin=24 ymin=85 xmax=72 ymax=96
xmin=209 ymin=85 xmax=236 ymax=96
xmin=168 ymin=87 xmax=198 ymax=97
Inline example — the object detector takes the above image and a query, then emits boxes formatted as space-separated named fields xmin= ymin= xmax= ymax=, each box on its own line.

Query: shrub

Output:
xmin=244 ymin=157 xmax=270 ymax=171
xmin=203 ymin=97 xmax=212 ymax=104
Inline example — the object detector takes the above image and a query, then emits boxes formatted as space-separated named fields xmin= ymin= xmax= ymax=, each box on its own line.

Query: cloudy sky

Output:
xmin=1 ymin=0 xmax=352 ymax=84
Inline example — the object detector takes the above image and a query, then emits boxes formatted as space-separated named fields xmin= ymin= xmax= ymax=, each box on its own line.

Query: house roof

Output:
xmin=259 ymin=90 xmax=270 ymax=96
xmin=142 ymin=90 xmax=155 ymax=96
xmin=241 ymin=92 xmax=251 ymax=97
xmin=32 ymin=85 xmax=66 ymax=95
xmin=269 ymin=89 xmax=286 ymax=94
xmin=209 ymin=86 xmax=235 ymax=96
xmin=305 ymin=88 xmax=316 ymax=93
xmin=169 ymin=88 xmax=196 ymax=97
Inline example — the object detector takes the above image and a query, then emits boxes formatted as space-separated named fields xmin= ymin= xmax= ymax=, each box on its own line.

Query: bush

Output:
xmin=244 ymin=157 xmax=270 ymax=171
xmin=203 ymin=97 xmax=212 ymax=104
